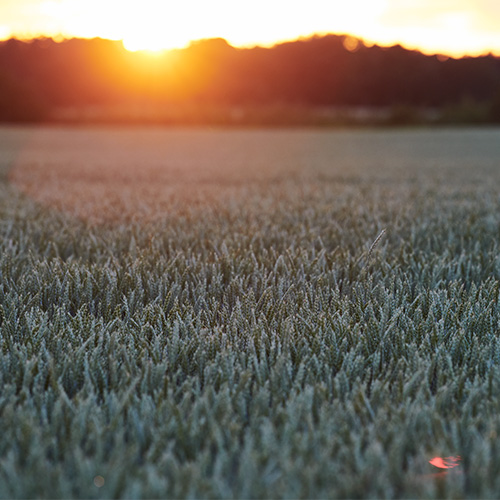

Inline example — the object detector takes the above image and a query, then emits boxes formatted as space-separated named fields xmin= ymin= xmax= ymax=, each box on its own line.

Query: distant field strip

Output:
xmin=9 ymin=127 xmax=500 ymax=224
xmin=2 ymin=126 xmax=500 ymax=498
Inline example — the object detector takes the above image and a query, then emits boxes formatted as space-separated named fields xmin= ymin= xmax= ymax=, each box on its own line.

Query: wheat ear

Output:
xmin=365 ymin=228 xmax=386 ymax=265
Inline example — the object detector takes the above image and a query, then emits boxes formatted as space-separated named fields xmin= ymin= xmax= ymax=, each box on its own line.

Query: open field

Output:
xmin=2 ymin=126 xmax=500 ymax=498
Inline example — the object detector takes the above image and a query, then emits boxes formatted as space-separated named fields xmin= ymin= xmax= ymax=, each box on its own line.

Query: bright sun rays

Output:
xmin=1 ymin=0 xmax=500 ymax=56
xmin=119 ymin=1 xmax=213 ymax=52
xmin=119 ymin=0 xmax=382 ymax=53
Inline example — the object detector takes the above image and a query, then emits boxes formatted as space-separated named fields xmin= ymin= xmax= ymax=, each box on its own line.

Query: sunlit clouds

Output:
xmin=1 ymin=0 xmax=500 ymax=56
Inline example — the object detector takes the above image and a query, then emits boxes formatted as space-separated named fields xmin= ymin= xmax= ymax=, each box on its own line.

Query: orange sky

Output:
xmin=1 ymin=0 xmax=500 ymax=57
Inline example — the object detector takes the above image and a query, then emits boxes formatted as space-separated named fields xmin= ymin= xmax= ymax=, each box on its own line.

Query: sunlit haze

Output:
xmin=1 ymin=0 xmax=500 ymax=57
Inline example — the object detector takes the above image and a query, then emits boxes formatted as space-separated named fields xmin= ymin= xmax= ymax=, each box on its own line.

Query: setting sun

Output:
xmin=115 ymin=1 xmax=204 ymax=52
xmin=2 ymin=0 xmax=500 ymax=57
xmin=122 ymin=30 xmax=188 ymax=53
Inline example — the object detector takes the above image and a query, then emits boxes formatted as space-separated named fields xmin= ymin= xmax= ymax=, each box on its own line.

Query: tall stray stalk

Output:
xmin=366 ymin=228 xmax=387 ymax=267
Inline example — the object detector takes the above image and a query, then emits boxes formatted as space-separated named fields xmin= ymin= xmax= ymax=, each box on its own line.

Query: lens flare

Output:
xmin=429 ymin=456 xmax=461 ymax=469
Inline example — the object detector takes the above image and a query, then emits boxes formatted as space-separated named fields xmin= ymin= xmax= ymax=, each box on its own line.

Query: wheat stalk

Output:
xmin=365 ymin=228 xmax=387 ymax=266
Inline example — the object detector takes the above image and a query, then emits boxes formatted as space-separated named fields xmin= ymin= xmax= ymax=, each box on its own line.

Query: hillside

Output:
xmin=1 ymin=35 xmax=500 ymax=124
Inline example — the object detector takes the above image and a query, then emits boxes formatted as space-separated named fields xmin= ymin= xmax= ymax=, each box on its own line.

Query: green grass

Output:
xmin=2 ymin=126 xmax=500 ymax=498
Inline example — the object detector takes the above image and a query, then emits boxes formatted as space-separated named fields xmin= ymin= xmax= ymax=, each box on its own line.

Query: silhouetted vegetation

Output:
xmin=0 ymin=69 xmax=48 ymax=122
xmin=1 ymin=35 xmax=500 ymax=125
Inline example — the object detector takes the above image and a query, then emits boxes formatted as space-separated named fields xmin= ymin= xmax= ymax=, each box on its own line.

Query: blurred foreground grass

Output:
xmin=2 ymin=126 xmax=500 ymax=498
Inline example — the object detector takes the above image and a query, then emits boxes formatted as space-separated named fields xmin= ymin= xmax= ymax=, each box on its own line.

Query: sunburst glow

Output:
xmin=1 ymin=0 xmax=500 ymax=56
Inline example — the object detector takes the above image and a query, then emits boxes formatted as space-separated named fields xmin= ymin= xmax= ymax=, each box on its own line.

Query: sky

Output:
xmin=1 ymin=0 xmax=500 ymax=57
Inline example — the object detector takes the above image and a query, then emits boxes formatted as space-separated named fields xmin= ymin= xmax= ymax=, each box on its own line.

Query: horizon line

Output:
xmin=1 ymin=31 xmax=500 ymax=60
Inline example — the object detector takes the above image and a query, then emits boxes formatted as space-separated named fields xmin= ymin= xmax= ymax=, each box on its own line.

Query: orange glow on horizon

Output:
xmin=1 ymin=1 xmax=500 ymax=58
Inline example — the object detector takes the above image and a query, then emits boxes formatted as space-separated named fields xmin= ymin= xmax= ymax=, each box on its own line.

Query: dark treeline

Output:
xmin=1 ymin=34 xmax=500 ymax=124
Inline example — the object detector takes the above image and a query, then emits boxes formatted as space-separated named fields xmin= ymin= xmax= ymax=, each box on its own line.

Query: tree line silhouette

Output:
xmin=1 ymin=34 xmax=500 ymax=124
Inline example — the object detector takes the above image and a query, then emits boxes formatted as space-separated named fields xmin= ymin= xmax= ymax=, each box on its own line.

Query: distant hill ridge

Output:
xmin=1 ymin=35 xmax=499 ymax=123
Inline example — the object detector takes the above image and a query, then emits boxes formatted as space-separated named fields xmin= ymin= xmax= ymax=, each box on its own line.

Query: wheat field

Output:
xmin=2 ymin=125 xmax=500 ymax=498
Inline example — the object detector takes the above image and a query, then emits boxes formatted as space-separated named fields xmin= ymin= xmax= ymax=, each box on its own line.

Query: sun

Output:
xmin=118 ymin=1 xmax=209 ymax=53
xmin=122 ymin=35 xmax=179 ymax=53
xmin=122 ymin=29 xmax=193 ymax=53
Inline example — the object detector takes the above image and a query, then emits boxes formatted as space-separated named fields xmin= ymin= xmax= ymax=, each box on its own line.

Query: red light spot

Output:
xmin=429 ymin=456 xmax=461 ymax=469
